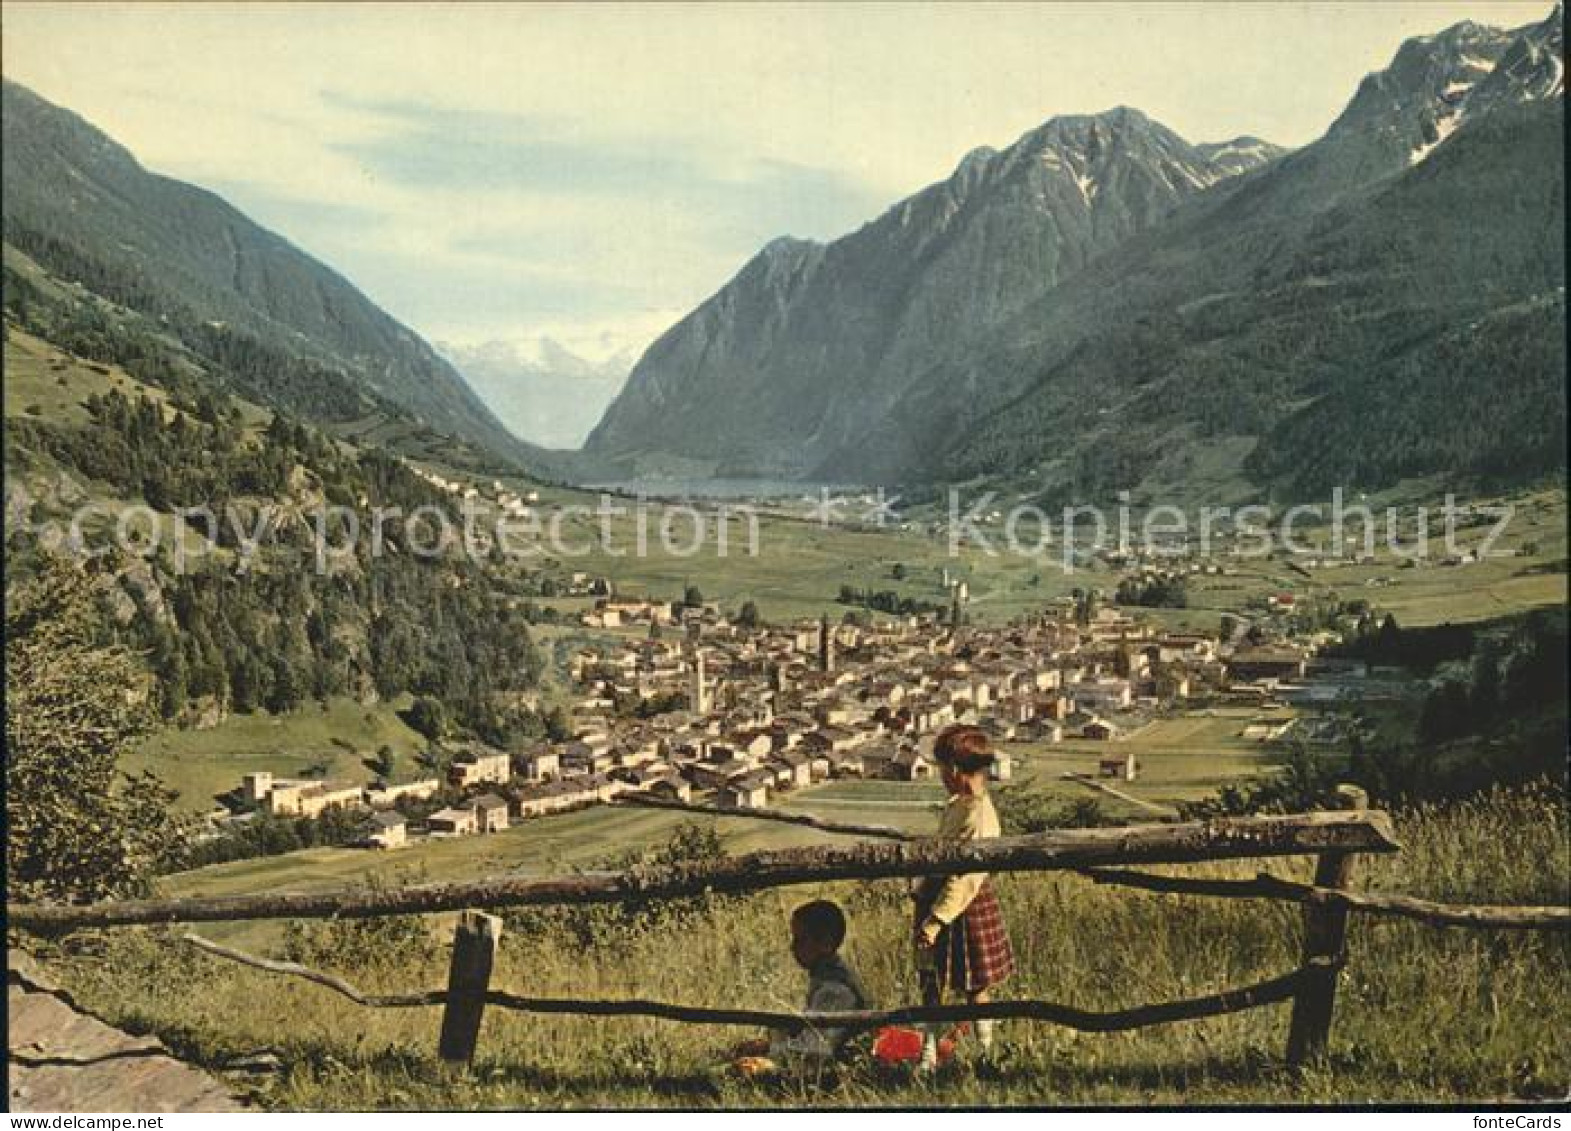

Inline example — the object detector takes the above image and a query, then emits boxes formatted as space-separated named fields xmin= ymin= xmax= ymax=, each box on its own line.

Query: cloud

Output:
xmin=118 ymin=86 xmax=887 ymax=344
xmin=325 ymin=94 xmax=886 ymax=253
xmin=2 ymin=0 xmax=1554 ymax=358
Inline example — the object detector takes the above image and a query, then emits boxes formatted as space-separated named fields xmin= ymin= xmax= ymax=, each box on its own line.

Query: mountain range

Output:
xmin=583 ymin=7 xmax=1565 ymax=500
xmin=438 ymin=337 xmax=635 ymax=450
xmin=583 ymin=107 xmax=1285 ymax=481
xmin=1 ymin=79 xmax=557 ymax=478
xmin=1 ymin=7 xmax=1563 ymax=504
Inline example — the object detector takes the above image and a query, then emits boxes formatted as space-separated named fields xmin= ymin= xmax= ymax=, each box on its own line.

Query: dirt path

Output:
xmin=1061 ymin=773 xmax=1180 ymax=818
xmin=8 ymin=950 xmax=247 ymax=1113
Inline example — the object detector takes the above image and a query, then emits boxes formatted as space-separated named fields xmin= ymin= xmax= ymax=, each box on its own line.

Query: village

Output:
xmin=224 ymin=578 xmax=1340 ymax=854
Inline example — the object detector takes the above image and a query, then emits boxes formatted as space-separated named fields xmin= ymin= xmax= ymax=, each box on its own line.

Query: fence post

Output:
xmin=438 ymin=911 xmax=502 ymax=1066
xmin=1285 ymin=784 xmax=1368 ymax=1070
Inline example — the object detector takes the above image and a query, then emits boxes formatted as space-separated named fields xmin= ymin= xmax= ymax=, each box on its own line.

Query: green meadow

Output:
xmin=125 ymin=697 xmax=429 ymax=815
xmin=45 ymin=783 xmax=1570 ymax=1107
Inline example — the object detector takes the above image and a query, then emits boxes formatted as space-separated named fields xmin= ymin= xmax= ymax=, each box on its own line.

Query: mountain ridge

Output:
xmin=1 ymin=79 xmax=557 ymax=476
xmin=581 ymin=7 xmax=1564 ymax=498
xmin=584 ymin=104 xmax=1284 ymax=480
xmin=438 ymin=336 xmax=635 ymax=449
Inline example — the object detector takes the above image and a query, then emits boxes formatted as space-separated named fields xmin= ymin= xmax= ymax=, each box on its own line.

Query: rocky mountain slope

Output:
xmin=940 ymin=7 xmax=1565 ymax=500
xmin=582 ymin=7 xmax=1564 ymax=499
xmin=1 ymin=79 xmax=555 ymax=476
xmin=583 ymin=107 xmax=1283 ymax=481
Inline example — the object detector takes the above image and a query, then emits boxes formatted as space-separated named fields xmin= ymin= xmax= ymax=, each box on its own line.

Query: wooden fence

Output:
xmin=10 ymin=789 xmax=1568 ymax=1074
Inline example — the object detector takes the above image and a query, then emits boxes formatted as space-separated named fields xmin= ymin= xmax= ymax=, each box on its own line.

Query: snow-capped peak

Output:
xmin=1407 ymin=4 xmax=1563 ymax=165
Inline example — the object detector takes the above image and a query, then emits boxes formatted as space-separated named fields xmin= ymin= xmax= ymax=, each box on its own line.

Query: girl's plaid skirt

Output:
xmin=915 ymin=878 xmax=1016 ymax=994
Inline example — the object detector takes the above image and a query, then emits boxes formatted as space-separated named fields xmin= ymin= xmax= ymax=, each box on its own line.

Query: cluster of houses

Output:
xmin=229 ymin=588 xmax=1320 ymax=851
xmin=540 ymin=594 xmax=1279 ymax=811
xmin=410 ymin=467 xmax=540 ymax=516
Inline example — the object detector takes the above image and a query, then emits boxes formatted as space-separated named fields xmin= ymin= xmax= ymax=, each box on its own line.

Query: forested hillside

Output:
xmin=4 ymin=298 xmax=550 ymax=750
xmin=946 ymin=93 xmax=1566 ymax=502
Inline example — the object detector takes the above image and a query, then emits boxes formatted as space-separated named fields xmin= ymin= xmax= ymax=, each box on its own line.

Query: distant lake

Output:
xmin=583 ymin=478 xmax=866 ymax=501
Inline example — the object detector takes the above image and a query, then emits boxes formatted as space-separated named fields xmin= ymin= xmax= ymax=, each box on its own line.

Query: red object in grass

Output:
xmin=872 ymin=1026 xmax=955 ymax=1066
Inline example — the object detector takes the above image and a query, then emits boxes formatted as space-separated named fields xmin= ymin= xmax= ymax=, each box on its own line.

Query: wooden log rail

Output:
xmin=1081 ymin=868 xmax=1571 ymax=931
xmin=605 ymin=795 xmax=1570 ymax=931
xmin=180 ymin=931 xmax=1317 ymax=1035
xmin=7 ymin=810 xmax=1401 ymax=934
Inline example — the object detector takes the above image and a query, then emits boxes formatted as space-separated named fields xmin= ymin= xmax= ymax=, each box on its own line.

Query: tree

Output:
xmin=265 ymin=654 xmax=305 ymax=714
xmin=229 ymin=652 xmax=264 ymax=713
xmin=1418 ymin=680 xmax=1471 ymax=745
xmin=6 ymin=561 xmax=188 ymax=902
xmin=737 ymin=600 xmax=760 ymax=628
xmin=542 ymin=705 xmax=572 ymax=742
xmin=368 ymin=744 xmax=396 ymax=780
xmin=1377 ymin=613 xmax=1402 ymax=653
xmin=406 ymin=695 xmax=447 ymax=743
xmin=683 ymin=584 xmax=705 ymax=609
xmin=159 ymin=648 xmax=188 ymax=721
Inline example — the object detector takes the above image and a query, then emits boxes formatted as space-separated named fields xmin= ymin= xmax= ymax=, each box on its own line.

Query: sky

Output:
xmin=1 ymin=1 xmax=1554 ymax=365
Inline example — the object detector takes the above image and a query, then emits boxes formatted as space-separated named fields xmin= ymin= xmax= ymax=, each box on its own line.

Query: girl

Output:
xmin=913 ymin=723 xmax=1016 ymax=1065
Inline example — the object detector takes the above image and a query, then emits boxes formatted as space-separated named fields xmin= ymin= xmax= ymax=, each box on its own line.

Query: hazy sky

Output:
xmin=2 ymin=1 xmax=1553 ymax=359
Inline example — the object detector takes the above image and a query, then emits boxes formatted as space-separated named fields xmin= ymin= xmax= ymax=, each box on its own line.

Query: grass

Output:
xmin=124 ymin=696 xmax=429 ymax=814
xmin=151 ymin=798 xmax=874 ymax=955
xmin=162 ymin=804 xmax=837 ymax=900
xmin=40 ymin=783 xmax=1570 ymax=1107
xmin=1017 ymin=708 xmax=1286 ymax=805
xmin=4 ymin=321 xmax=271 ymax=559
xmin=3 ymin=322 xmax=272 ymax=434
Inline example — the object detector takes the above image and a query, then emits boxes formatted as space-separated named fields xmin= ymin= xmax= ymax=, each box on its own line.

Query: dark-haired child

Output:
xmin=732 ymin=899 xmax=870 ymax=1072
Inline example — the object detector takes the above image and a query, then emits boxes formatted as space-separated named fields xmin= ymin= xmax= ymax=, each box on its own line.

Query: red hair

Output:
xmin=932 ymin=724 xmax=994 ymax=774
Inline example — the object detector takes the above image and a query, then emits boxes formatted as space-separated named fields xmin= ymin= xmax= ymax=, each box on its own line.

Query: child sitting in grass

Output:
xmin=732 ymin=899 xmax=870 ymax=1073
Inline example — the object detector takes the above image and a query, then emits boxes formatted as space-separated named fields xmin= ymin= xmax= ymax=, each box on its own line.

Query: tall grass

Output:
xmin=45 ymin=783 xmax=1570 ymax=1108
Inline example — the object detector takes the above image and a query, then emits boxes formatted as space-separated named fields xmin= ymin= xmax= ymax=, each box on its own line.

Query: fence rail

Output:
xmin=10 ymin=790 xmax=1567 ymax=1077
xmin=7 ymin=809 xmax=1400 ymax=933
xmin=1081 ymin=867 xmax=1571 ymax=930
xmin=180 ymin=930 xmax=1320 ymax=1034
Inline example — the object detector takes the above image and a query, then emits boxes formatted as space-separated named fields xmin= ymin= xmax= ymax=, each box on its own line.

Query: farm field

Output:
xmin=161 ymin=802 xmax=843 ymax=906
xmin=777 ymin=779 xmax=947 ymax=835
xmin=513 ymin=484 xmax=1568 ymax=632
xmin=1012 ymin=708 xmax=1289 ymax=805
xmin=155 ymin=798 xmax=865 ymax=952
xmin=520 ymin=497 xmax=1073 ymax=627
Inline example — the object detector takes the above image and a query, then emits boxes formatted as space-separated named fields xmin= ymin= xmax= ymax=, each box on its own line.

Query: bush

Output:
xmin=5 ymin=560 xmax=189 ymax=901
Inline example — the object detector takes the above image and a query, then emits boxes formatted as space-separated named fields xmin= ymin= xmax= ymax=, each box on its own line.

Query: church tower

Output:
xmin=690 ymin=649 xmax=711 ymax=714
